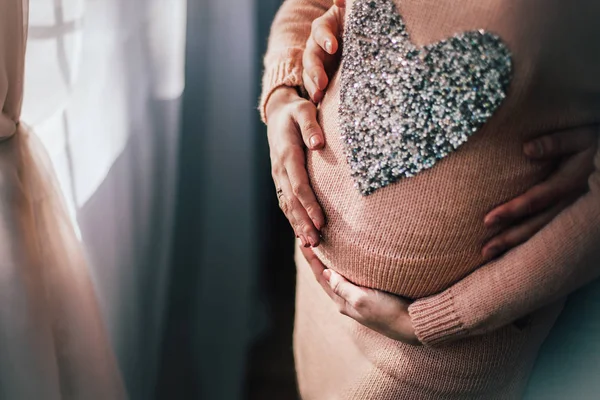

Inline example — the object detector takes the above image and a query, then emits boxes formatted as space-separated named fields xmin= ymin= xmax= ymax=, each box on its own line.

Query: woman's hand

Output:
xmin=302 ymin=2 xmax=345 ymax=103
xmin=266 ymin=86 xmax=326 ymax=247
xmin=301 ymin=246 xmax=421 ymax=345
xmin=482 ymin=125 xmax=598 ymax=260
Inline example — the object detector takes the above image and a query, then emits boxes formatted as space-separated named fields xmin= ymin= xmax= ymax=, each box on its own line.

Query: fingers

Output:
xmin=484 ymin=148 xmax=594 ymax=228
xmin=333 ymin=0 xmax=346 ymax=7
xmin=285 ymin=150 xmax=326 ymax=231
xmin=269 ymin=100 xmax=325 ymax=246
xmin=303 ymin=6 xmax=343 ymax=103
xmin=301 ymin=245 xmax=324 ymax=272
xmin=323 ymin=269 xmax=370 ymax=315
xmin=272 ymin=163 xmax=299 ymax=230
xmin=273 ymin=149 xmax=320 ymax=247
xmin=524 ymin=125 xmax=598 ymax=160
xmin=482 ymin=198 xmax=574 ymax=260
xmin=301 ymin=246 xmax=348 ymax=309
xmin=294 ymin=101 xmax=325 ymax=150
xmin=301 ymin=246 xmax=335 ymax=293
xmin=312 ymin=13 xmax=340 ymax=55
xmin=302 ymin=39 xmax=329 ymax=103
xmin=282 ymin=170 xmax=321 ymax=247
xmin=484 ymin=184 xmax=559 ymax=228
xmin=287 ymin=104 xmax=326 ymax=233
xmin=276 ymin=176 xmax=307 ymax=243
xmin=302 ymin=67 xmax=326 ymax=104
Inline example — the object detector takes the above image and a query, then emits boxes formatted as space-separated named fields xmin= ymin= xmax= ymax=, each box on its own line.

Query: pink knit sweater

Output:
xmin=261 ymin=0 xmax=600 ymax=398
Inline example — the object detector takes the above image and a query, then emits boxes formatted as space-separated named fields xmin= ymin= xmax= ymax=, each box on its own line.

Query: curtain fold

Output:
xmin=2 ymin=0 xmax=187 ymax=398
xmin=156 ymin=0 xmax=269 ymax=398
xmin=1 ymin=0 xmax=126 ymax=397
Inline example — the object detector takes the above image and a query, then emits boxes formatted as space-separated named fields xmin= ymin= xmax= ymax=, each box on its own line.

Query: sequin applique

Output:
xmin=339 ymin=0 xmax=512 ymax=195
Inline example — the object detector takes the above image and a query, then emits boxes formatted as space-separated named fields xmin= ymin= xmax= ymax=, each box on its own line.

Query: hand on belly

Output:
xmin=300 ymin=246 xmax=422 ymax=346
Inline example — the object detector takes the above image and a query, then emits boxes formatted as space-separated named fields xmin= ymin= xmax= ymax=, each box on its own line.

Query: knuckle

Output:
xmin=296 ymin=101 xmax=314 ymax=115
xmin=271 ymin=164 xmax=284 ymax=177
xmin=304 ymin=203 xmax=319 ymax=216
xmin=294 ymin=217 xmax=307 ymax=231
xmin=331 ymin=280 xmax=342 ymax=296
xmin=279 ymin=201 xmax=288 ymax=213
xmin=302 ymin=120 xmax=319 ymax=136
xmin=311 ymin=18 xmax=323 ymax=32
xmin=352 ymin=295 xmax=367 ymax=310
xmin=291 ymin=183 xmax=301 ymax=197
xmin=292 ymin=182 xmax=308 ymax=198
xmin=300 ymin=222 xmax=313 ymax=236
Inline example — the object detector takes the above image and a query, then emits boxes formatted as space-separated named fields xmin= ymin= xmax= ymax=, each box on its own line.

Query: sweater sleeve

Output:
xmin=259 ymin=0 xmax=332 ymax=123
xmin=408 ymin=136 xmax=600 ymax=347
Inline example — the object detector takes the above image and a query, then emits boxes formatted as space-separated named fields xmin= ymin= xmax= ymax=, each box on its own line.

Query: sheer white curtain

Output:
xmin=23 ymin=0 xmax=186 ymax=217
xmin=21 ymin=0 xmax=187 ymax=398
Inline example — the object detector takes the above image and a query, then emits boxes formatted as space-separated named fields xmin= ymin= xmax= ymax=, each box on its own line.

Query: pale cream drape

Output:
xmin=0 ymin=0 xmax=126 ymax=397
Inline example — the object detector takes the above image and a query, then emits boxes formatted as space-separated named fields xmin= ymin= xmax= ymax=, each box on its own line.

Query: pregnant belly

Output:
xmin=309 ymin=76 xmax=549 ymax=299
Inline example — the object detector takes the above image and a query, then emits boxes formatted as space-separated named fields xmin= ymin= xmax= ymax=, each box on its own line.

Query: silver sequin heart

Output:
xmin=339 ymin=0 xmax=512 ymax=195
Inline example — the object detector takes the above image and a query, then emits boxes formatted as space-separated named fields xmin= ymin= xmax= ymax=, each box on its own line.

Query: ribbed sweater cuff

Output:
xmin=408 ymin=290 xmax=468 ymax=347
xmin=259 ymin=48 xmax=305 ymax=124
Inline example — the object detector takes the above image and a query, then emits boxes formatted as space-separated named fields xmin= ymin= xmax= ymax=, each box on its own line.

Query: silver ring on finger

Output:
xmin=276 ymin=188 xmax=287 ymax=211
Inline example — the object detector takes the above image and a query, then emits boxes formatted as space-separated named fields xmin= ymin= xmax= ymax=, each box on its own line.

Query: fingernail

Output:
xmin=313 ymin=90 xmax=324 ymax=104
xmin=301 ymin=235 xmax=311 ymax=248
xmin=299 ymin=235 xmax=307 ymax=247
xmin=312 ymin=218 xmax=322 ymax=231
xmin=323 ymin=269 xmax=331 ymax=283
xmin=524 ymin=141 xmax=543 ymax=158
xmin=324 ymin=39 xmax=333 ymax=53
xmin=484 ymin=215 xmax=499 ymax=227
xmin=309 ymin=136 xmax=322 ymax=149
xmin=486 ymin=246 xmax=503 ymax=259
xmin=310 ymin=233 xmax=321 ymax=247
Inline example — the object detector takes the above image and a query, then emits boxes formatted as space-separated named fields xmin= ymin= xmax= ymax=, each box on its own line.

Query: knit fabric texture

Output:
xmin=262 ymin=0 xmax=600 ymax=398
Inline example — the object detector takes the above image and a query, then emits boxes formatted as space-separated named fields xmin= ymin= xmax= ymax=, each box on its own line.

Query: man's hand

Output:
xmin=266 ymin=87 xmax=326 ymax=247
xmin=482 ymin=125 xmax=598 ymax=259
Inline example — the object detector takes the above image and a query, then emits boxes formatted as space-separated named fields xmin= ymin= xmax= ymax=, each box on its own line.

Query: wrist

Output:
xmin=402 ymin=315 xmax=422 ymax=346
xmin=265 ymin=86 xmax=301 ymax=122
xmin=392 ymin=303 xmax=422 ymax=346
